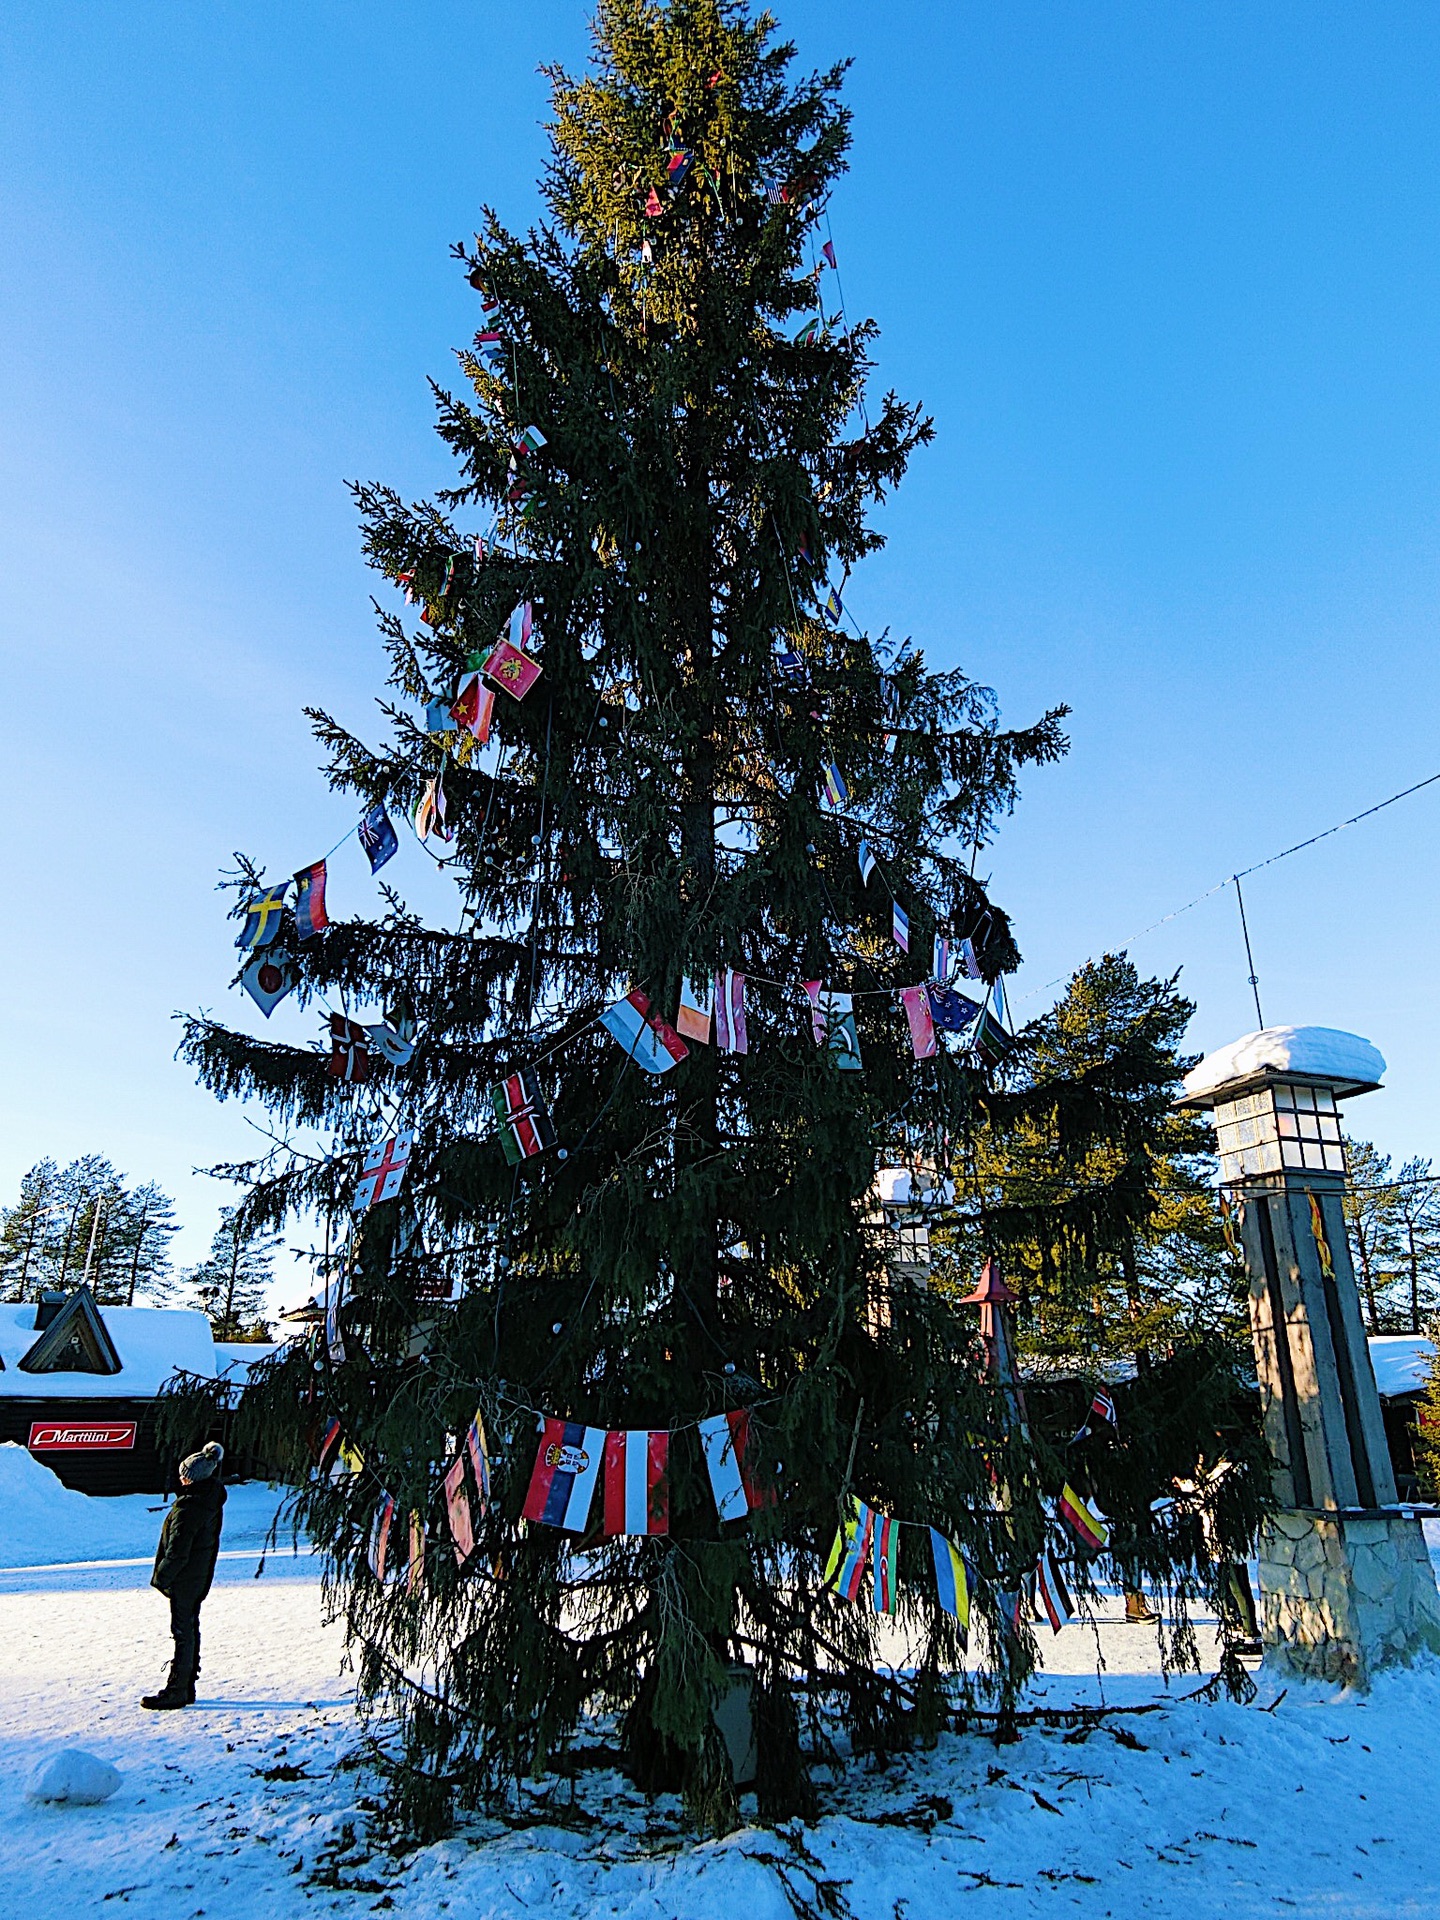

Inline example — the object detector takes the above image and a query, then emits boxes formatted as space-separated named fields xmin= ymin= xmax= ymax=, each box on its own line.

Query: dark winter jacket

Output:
xmin=151 ymin=1477 xmax=226 ymax=1602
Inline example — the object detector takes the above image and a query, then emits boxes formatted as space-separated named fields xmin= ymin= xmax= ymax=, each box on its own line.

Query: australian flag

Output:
xmin=358 ymin=802 xmax=398 ymax=875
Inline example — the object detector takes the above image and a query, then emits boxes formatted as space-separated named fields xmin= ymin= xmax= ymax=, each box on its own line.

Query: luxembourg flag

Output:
xmin=600 ymin=989 xmax=690 ymax=1073
xmin=602 ymin=1430 xmax=670 ymax=1537
xmin=522 ymin=1418 xmax=605 ymax=1533
xmin=698 ymin=1409 xmax=770 ymax=1522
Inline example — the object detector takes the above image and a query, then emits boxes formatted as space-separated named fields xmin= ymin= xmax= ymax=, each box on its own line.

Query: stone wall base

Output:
xmin=1258 ymin=1509 xmax=1440 ymax=1687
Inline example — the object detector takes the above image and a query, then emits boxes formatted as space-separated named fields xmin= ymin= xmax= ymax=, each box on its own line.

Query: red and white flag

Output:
xmin=900 ymin=985 xmax=936 ymax=1060
xmin=352 ymin=1130 xmax=415 ymax=1213
xmin=521 ymin=1418 xmax=605 ymax=1532
xmin=444 ymin=1453 xmax=474 ymax=1566
xmin=602 ymin=1430 xmax=670 ymax=1536
xmin=698 ymin=1409 xmax=770 ymax=1522
xmin=714 ymin=970 xmax=747 ymax=1053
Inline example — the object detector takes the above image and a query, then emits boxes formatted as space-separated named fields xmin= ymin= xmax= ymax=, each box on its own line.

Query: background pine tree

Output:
xmin=0 ymin=1156 xmax=180 ymax=1306
xmin=181 ymin=1206 xmax=279 ymax=1339
xmin=184 ymin=0 xmax=1269 ymax=1834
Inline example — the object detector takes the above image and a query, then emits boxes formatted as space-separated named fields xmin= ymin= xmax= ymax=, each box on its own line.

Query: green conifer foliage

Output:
xmin=182 ymin=1 xmax=1261 ymax=1834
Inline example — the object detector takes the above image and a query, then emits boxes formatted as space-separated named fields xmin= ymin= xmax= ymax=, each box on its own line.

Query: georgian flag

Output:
xmin=522 ymin=1418 xmax=605 ymax=1532
xmin=600 ymin=989 xmax=690 ymax=1074
xmin=698 ymin=1409 xmax=770 ymax=1522
xmin=601 ymin=1430 xmax=670 ymax=1537
xmin=352 ymin=1130 xmax=414 ymax=1213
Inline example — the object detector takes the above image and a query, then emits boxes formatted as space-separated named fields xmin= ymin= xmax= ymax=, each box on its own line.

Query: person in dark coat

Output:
xmin=142 ymin=1441 xmax=226 ymax=1710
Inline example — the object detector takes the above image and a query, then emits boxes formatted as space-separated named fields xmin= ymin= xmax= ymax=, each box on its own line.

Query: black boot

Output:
xmin=142 ymin=1659 xmax=192 ymax=1711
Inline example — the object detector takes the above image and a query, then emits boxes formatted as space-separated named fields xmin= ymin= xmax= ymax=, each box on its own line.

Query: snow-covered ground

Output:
xmin=4 ymin=1444 xmax=1440 ymax=1918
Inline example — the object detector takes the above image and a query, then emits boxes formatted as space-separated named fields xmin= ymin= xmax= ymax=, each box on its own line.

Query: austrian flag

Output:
xmin=522 ymin=1419 xmax=605 ymax=1533
xmin=602 ymin=1430 xmax=670 ymax=1537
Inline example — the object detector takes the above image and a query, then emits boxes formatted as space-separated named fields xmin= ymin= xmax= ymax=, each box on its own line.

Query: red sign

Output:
xmin=28 ymin=1420 xmax=136 ymax=1452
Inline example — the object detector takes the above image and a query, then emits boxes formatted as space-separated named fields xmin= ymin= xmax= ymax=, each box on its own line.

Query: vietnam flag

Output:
xmin=601 ymin=1430 xmax=670 ymax=1537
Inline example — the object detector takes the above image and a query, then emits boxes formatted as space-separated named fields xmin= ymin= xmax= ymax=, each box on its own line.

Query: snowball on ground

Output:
xmin=1180 ymin=1024 xmax=1386 ymax=1104
xmin=25 ymin=1749 xmax=121 ymax=1805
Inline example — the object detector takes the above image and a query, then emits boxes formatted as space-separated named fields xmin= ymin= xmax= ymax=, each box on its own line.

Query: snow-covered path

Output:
xmin=4 ymin=1560 xmax=1439 ymax=1918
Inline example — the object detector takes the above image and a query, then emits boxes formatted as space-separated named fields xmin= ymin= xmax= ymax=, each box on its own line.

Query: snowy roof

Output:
xmin=213 ymin=1342 xmax=282 ymax=1386
xmin=1368 ymin=1335 xmax=1435 ymax=1399
xmin=0 ymin=1302 xmax=216 ymax=1398
xmin=1179 ymin=1026 xmax=1385 ymax=1107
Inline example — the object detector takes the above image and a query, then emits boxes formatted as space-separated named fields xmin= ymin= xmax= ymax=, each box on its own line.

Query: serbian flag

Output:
xmin=465 ymin=1411 xmax=491 ymax=1513
xmin=823 ymin=1496 xmax=875 ymax=1601
xmin=600 ymin=989 xmax=690 ymax=1074
xmin=601 ymin=1430 xmax=670 ymax=1537
xmin=484 ymin=639 xmax=542 ymax=701
xmin=1058 ymin=1483 xmax=1109 ymax=1552
xmin=676 ymin=977 xmax=713 ymax=1045
xmin=698 ymin=1409 xmax=769 ymax=1522
xmin=450 ymin=671 xmax=495 ymax=743
xmin=1035 ymin=1550 xmax=1074 ymax=1633
xmin=892 ymin=901 xmax=910 ymax=953
xmin=872 ymin=1511 xmax=899 ymax=1615
xmin=368 ymin=1492 xmax=395 ymax=1580
xmin=490 ymin=1068 xmax=556 ymax=1162
xmin=900 ymin=985 xmax=937 ymax=1060
xmin=292 ymin=861 xmax=329 ymax=942
xmin=443 ymin=1453 xmax=474 ymax=1566
xmin=522 ymin=1418 xmax=604 ymax=1532
xmin=929 ymin=1529 xmax=971 ymax=1639
xmin=407 ymin=1513 xmax=426 ymax=1594
xmin=714 ymin=970 xmax=747 ymax=1053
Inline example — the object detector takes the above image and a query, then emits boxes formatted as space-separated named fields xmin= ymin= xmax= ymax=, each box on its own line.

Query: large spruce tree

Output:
xmin=184 ymin=0 xmax=1262 ymax=1834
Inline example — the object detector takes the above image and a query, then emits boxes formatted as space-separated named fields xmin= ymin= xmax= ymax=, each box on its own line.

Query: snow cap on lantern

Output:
xmin=1176 ymin=1025 xmax=1383 ymax=1185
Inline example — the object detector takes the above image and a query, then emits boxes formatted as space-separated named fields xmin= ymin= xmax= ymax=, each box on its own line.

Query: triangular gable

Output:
xmin=18 ymin=1286 xmax=122 ymax=1376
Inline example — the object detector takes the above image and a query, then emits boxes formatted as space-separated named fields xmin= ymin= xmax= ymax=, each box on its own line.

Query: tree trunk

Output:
xmin=1409 ymin=1224 xmax=1421 ymax=1335
xmin=1355 ymin=1230 xmax=1380 ymax=1333
xmin=127 ymin=1207 xmax=149 ymax=1308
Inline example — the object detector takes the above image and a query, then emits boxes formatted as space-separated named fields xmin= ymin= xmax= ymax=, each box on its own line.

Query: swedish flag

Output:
xmin=236 ymin=885 xmax=288 ymax=950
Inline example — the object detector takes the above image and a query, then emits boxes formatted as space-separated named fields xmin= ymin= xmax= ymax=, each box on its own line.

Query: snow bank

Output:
xmin=0 ymin=1442 xmax=300 ymax=1569
xmin=0 ymin=1302 xmax=215 ymax=1398
xmin=1370 ymin=1334 xmax=1435 ymax=1398
xmin=25 ymin=1749 xmax=120 ymax=1805
xmin=1181 ymin=1025 xmax=1386 ymax=1104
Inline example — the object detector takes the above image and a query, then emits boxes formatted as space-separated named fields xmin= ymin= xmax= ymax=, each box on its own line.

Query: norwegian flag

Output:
xmin=601 ymin=1430 xmax=670 ymax=1537
xmin=327 ymin=1015 xmax=371 ymax=1083
xmin=352 ymin=1130 xmax=415 ymax=1214
xmin=490 ymin=1068 xmax=556 ymax=1164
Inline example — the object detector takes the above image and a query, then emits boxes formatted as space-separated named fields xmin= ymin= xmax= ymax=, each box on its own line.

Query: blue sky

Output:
xmin=4 ymin=2 xmax=1440 ymax=1300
